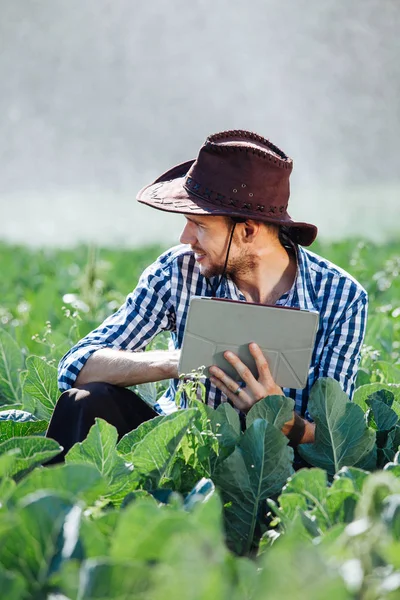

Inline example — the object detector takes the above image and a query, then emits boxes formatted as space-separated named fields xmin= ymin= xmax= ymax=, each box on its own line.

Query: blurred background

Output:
xmin=1 ymin=0 xmax=399 ymax=248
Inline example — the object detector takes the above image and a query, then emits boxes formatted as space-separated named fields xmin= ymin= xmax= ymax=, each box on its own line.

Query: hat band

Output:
xmin=183 ymin=176 xmax=288 ymax=217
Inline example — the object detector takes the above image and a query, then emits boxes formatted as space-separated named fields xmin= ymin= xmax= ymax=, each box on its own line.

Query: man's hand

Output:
xmin=209 ymin=342 xmax=284 ymax=412
xmin=209 ymin=342 xmax=314 ymax=444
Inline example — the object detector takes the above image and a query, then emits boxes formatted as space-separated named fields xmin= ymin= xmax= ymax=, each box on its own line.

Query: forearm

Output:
xmin=75 ymin=348 xmax=179 ymax=387
xmin=282 ymin=413 xmax=315 ymax=445
xmin=299 ymin=420 xmax=315 ymax=444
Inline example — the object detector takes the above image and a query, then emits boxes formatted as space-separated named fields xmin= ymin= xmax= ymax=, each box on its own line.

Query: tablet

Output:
xmin=178 ymin=297 xmax=319 ymax=389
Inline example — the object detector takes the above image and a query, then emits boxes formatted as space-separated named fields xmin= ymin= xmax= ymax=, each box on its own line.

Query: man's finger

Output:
xmin=249 ymin=342 xmax=274 ymax=383
xmin=223 ymin=351 xmax=256 ymax=384
xmin=209 ymin=376 xmax=250 ymax=411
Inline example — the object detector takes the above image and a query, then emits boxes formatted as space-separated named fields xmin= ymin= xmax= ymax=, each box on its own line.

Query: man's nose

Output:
xmin=180 ymin=222 xmax=195 ymax=245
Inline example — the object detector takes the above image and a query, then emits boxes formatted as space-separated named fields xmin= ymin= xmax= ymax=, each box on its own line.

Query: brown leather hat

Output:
xmin=137 ymin=130 xmax=317 ymax=246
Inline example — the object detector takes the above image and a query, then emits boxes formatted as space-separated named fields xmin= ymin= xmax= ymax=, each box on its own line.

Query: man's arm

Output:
xmin=58 ymin=256 xmax=175 ymax=391
xmin=75 ymin=348 xmax=180 ymax=387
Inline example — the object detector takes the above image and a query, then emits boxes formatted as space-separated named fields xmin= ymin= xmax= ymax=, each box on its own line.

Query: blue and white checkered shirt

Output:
xmin=58 ymin=244 xmax=368 ymax=416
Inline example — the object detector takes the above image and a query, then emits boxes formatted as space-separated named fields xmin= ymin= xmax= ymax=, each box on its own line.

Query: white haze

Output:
xmin=0 ymin=0 xmax=399 ymax=247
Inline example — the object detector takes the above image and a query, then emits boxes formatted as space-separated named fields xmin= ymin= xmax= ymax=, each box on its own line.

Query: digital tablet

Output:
xmin=178 ymin=297 xmax=319 ymax=389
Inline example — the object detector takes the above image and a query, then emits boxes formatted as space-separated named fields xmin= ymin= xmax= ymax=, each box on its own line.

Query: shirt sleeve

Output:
xmin=317 ymin=289 xmax=368 ymax=400
xmin=58 ymin=258 xmax=175 ymax=390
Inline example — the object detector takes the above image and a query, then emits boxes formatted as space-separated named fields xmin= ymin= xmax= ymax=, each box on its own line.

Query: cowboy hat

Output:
xmin=137 ymin=130 xmax=317 ymax=246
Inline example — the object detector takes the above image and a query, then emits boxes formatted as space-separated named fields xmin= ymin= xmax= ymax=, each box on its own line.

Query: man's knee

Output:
xmin=59 ymin=381 xmax=118 ymax=407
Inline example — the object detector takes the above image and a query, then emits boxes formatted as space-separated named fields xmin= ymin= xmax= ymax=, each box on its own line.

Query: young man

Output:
xmin=46 ymin=130 xmax=368 ymax=459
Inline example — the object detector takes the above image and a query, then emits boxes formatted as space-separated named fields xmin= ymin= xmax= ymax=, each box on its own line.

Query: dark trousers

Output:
xmin=45 ymin=382 xmax=157 ymax=464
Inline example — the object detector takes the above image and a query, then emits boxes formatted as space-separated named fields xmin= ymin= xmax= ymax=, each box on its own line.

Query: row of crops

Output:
xmin=1 ymin=240 xmax=400 ymax=599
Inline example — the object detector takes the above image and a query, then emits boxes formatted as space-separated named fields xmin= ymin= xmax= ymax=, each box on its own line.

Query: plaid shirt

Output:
xmin=58 ymin=244 xmax=368 ymax=416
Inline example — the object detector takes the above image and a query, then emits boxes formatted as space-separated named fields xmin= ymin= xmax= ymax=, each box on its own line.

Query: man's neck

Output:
xmin=233 ymin=244 xmax=297 ymax=305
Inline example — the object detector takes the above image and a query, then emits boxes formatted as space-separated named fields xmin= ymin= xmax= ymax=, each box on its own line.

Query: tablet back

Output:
xmin=178 ymin=297 xmax=319 ymax=389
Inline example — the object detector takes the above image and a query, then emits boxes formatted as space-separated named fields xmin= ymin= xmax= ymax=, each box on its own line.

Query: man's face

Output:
xmin=179 ymin=214 xmax=252 ymax=279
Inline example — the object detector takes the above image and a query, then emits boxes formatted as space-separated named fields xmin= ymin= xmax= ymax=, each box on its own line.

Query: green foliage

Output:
xmin=0 ymin=240 xmax=400 ymax=598
xmin=214 ymin=417 xmax=294 ymax=555
xmin=0 ymin=328 xmax=24 ymax=407
xmin=298 ymin=378 xmax=377 ymax=475
xmin=0 ymin=418 xmax=47 ymax=443
xmin=0 ymin=436 xmax=62 ymax=480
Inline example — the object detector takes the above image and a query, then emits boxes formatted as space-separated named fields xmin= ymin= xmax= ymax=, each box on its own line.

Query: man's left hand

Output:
xmin=209 ymin=342 xmax=285 ymax=412
xmin=209 ymin=341 xmax=298 ymax=435
xmin=209 ymin=342 xmax=315 ymax=444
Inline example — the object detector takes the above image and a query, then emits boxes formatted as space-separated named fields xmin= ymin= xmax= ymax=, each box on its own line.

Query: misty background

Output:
xmin=1 ymin=0 xmax=399 ymax=247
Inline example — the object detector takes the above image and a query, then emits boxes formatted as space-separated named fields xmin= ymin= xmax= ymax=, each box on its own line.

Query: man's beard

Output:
xmin=201 ymin=248 xmax=256 ymax=280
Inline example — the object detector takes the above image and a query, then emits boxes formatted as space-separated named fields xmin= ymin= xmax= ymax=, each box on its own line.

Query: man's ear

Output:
xmin=242 ymin=220 xmax=260 ymax=242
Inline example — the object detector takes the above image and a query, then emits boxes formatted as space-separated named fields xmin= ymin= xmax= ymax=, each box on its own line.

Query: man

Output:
xmin=46 ymin=130 xmax=368 ymax=459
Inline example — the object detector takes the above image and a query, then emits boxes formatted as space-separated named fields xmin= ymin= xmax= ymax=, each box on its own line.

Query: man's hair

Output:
xmin=226 ymin=216 xmax=292 ymax=248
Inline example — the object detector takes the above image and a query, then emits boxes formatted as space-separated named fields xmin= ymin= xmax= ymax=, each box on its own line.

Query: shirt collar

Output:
xmin=294 ymin=245 xmax=319 ymax=312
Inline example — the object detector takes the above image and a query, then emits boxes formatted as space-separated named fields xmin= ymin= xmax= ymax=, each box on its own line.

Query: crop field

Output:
xmin=1 ymin=239 xmax=400 ymax=599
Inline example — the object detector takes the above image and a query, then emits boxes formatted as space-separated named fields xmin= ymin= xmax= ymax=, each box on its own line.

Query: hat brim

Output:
xmin=137 ymin=160 xmax=318 ymax=246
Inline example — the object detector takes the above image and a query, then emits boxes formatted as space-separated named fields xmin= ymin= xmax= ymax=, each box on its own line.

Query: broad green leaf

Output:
xmin=9 ymin=463 xmax=107 ymax=506
xmin=255 ymin=522 xmax=352 ymax=600
xmin=66 ymin=418 xmax=133 ymax=500
xmin=214 ymin=418 xmax=294 ymax=555
xmin=210 ymin=401 xmax=241 ymax=440
xmin=381 ymin=494 xmax=400 ymax=540
xmin=282 ymin=468 xmax=330 ymax=526
xmin=191 ymin=400 xmax=241 ymax=470
xmin=0 ymin=448 xmax=20 ymax=478
xmin=79 ymin=511 xmax=119 ymax=559
xmin=279 ymin=493 xmax=308 ymax=519
xmin=355 ymin=471 xmax=400 ymax=521
xmin=367 ymin=389 xmax=395 ymax=407
xmin=110 ymin=496 xmax=229 ymax=600
xmin=298 ymin=378 xmax=377 ymax=475
xmin=247 ymin=394 xmax=295 ymax=429
xmin=232 ymin=557 xmax=259 ymax=600
xmin=23 ymin=356 xmax=59 ymax=419
xmin=335 ymin=466 xmax=369 ymax=493
xmin=131 ymin=408 xmax=196 ymax=489
xmin=373 ymin=361 xmax=400 ymax=384
xmin=326 ymin=478 xmax=358 ymax=524
xmin=0 ymin=417 xmax=47 ymax=443
xmin=204 ymin=402 xmax=241 ymax=467
xmin=50 ymin=559 xmax=80 ymax=600
xmin=267 ymin=493 xmax=308 ymax=529
xmin=0 ymin=329 xmax=24 ymax=405
xmin=77 ymin=558 xmax=152 ymax=600
xmin=141 ymin=526 xmax=231 ymax=600
xmin=392 ymin=399 xmax=400 ymax=420
xmin=0 ymin=403 xmax=23 ymax=412
xmin=188 ymin=490 xmax=225 ymax=547
xmin=383 ymin=426 xmax=400 ymax=464
xmin=0 ymin=566 xmax=26 ymax=600
xmin=283 ymin=468 xmax=328 ymax=504
xmin=0 ymin=477 xmax=16 ymax=504
xmin=117 ymin=412 xmax=176 ymax=456
xmin=384 ymin=448 xmax=400 ymax=476
xmin=366 ymin=397 xmax=399 ymax=432
xmin=110 ymin=498 xmax=197 ymax=562
xmin=354 ymin=383 xmax=400 ymax=412
xmin=0 ymin=436 xmax=62 ymax=479
xmin=0 ymin=492 xmax=81 ymax=596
